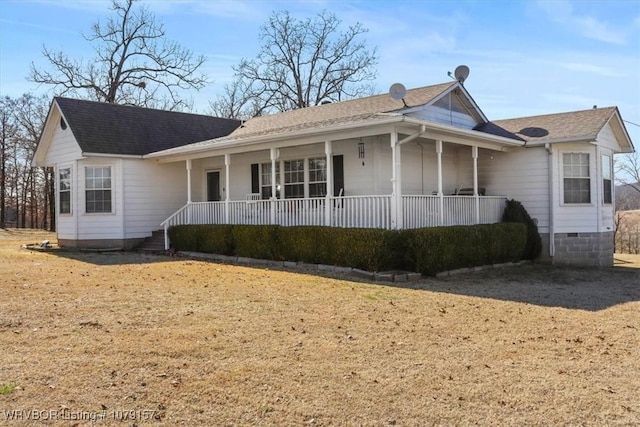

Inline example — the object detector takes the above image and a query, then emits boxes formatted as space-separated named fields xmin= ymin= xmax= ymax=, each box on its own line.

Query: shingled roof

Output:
xmin=54 ymin=97 xmax=241 ymax=156
xmin=476 ymin=107 xmax=618 ymax=143
xmin=226 ymin=81 xmax=458 ymax=140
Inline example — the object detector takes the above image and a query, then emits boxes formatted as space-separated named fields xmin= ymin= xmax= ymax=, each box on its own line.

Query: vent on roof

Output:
xmin=321 ymin=100 xmax=332 ymax=105
xmin=60 ymin=117 xmax=67 ymax=130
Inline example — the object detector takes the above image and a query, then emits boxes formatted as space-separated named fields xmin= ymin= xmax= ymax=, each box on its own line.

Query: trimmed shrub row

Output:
xmin=168 ymin=222 xmax=527 ymax=276
xmin=502 ymin=199 xmax=542 ymax=260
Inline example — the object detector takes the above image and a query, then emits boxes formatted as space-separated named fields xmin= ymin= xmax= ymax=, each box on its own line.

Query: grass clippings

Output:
xmin=1 ymin=229 xmax=639 ymax=426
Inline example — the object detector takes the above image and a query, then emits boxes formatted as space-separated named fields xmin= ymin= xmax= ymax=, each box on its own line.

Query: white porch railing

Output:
xmin=402 ymin=195 xmax=506 ymax=229
xmin=161 ymin=194 xmax=506 ymax=249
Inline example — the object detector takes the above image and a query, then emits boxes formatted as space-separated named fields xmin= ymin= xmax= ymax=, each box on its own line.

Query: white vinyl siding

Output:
xmin=122 ymin=159 xmax=186 ymax=239
xmin=43 ymin=114 xmax=83 ymax=165
xmin=478 ymin=147 xmax=550 ymax=233
xmin=596 ymin=122 xmax=625 ymax=152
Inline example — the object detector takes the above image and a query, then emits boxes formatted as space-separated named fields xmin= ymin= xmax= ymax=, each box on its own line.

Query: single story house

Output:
xmin=33 ymin=80 xmax=635 ymax=266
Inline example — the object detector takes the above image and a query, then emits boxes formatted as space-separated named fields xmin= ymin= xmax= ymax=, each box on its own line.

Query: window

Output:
xmin=563 ymin=153 xmax=590 ymax=204
xmin=58 ymin=167 xmax=71 ymax=214
xmin=284 ymin=159 xmax=304 ymax=199
xmin=602 ymin=155 xmax=612 ymax=205
xmin=261 ymin=162 xmax=280 ymax=199
xmin=85 ymin=166 xmax=112 ymax=213
xmin=308 ymin=157 xmax=327 ymax=197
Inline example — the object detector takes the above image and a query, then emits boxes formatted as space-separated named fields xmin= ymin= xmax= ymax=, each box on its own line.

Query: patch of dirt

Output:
xmin=0 ymin=229 xmax=639 ymax=425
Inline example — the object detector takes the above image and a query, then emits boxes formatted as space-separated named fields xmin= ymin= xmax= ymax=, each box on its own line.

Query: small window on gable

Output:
xmin=563 ymin=153 xmax=591 ymax=204
xmin=602 ymin=155 xmax=612 ymax=205
xmin=60 ymin=117 xmax=67 ymax=130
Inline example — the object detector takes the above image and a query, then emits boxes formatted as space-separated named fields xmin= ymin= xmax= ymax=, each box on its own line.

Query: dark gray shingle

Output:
xmin=55 ymin=97 xmax=240 ymax=155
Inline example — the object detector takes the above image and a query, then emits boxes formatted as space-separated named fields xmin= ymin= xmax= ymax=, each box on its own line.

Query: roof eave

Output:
xmin=607 ymin=108 xmax=635 ymax=153
xmin=523 ymin=136 xmax=598 ymax=147
xmin=146 ymin=114 xmax=525 ymax=161
xmin=402 ymin=117 xmax=524 ymax=148
xmin=81 ymin=152 xmax=145 ymax=159
xmin=145 ymin=115 xmax=405 ymax=160
xmin=32 ymin=99 xmax=60 ymax=167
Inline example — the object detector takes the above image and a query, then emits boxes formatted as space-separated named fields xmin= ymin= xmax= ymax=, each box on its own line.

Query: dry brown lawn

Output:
xmin=1 ymin=229 xmax=639 ymax=426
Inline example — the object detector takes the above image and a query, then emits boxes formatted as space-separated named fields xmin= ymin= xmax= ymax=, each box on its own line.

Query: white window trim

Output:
xmin=258 ymin=155 xmax=329 ymax=200
xmin=83 ymin=165 xmax=115 ymax=215
xmin=560 ymin=151 xmax=593 ymax=207
xmin=601 ymin=154 xmax=613 ymax=206
xmin=283 ymin=158 xmax=306 ymax=199
xmin=308 ymin=157 xmax=328 ymax=198
xmin=58 ymin=164 xmax=73 ymax=216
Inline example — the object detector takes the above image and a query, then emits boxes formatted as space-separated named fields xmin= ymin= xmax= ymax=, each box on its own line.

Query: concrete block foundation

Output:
xmin=552 ymin=232 xmax=614 ymax=267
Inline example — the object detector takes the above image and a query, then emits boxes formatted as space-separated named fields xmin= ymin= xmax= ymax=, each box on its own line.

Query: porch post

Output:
xmin=436 ymin=140 xmax=444 ymax=226
xmin=186 ymin=159 xmax=192 ymax=203
xmin=325 ymin=140 xmax=333 ymax=226
xmin=186 ymin=159 xmax=192 ymax=224
xmin=390 ymin=131 xmax=402 ymax=229
xmin=270 ymin=148 xmax=277 ymax=224
xmin=224 ymin=154 xmax=230 ymax=224
xmin=472 ymin=146 xmax=480 ymax=224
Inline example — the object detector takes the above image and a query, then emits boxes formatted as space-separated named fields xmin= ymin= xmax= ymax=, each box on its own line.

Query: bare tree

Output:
xmin=13 ymin=94 xmax=50 ymax=229
xmin=29 ymin=0 xmax=207 ymax=110
xmin=208 ymin=78 xmax=258 ymax=120
xmin=212 ymin=10 xmax=378 ymax=118
xmin=0 ymin=97 xmax=17 ymax=228
xmin=617 ymin=152 xmax=640 ymax=194
xmin=0 ymin=94 xmax=52 ymax=230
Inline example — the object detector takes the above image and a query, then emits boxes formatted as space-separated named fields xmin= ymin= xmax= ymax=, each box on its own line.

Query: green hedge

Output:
xmin=168 ymin=223 xmax=527 ymax=276
xmin=502 ymin=199 xmax=542 ymax=260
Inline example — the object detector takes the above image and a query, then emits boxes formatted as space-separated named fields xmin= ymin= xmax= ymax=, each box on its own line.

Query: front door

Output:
xmin=206 ymin=171 xmax=221 ymax=201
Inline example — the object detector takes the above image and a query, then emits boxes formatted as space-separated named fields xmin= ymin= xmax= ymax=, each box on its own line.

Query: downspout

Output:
xmin=545 ymin=143 xmax=555 ymax=259
xmin=595 ymin=145 xmax=601 ymax=234
xmin=417 ymin=142 xmax=425 ymax=194
xmin=397 ymin=124 xmax=426 ymax=146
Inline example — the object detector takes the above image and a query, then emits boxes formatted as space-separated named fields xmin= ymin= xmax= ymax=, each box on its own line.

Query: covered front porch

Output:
xmin=162 ymin=193 xmax=506 ymax=230
xmin=156 ymin=122 xmax=515 ymax=249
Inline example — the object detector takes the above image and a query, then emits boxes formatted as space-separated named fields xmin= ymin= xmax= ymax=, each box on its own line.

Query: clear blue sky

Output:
xmin=1 ymin=0 xmax=639 ymax=146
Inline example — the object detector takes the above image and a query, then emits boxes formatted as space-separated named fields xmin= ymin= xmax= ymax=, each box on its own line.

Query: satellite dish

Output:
xmin=389 ymin=83 xmax=407 ymax=101
xmin=454 ymin=65 xmax=470 ymax=84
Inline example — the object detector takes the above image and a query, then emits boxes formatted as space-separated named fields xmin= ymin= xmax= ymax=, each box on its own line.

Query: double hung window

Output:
xmin=284 ymin=160 xmax=305 ymax=199
xmin=602 ymin=155 xmax=612 ymax=205
xmin=563 ymin=153 xmax=590 ymax=204
xmin=58 ymin=167 xmax=71 ymax=214
xmin=85 ymin=166 xmax=112 ymax=213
